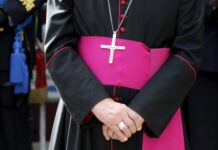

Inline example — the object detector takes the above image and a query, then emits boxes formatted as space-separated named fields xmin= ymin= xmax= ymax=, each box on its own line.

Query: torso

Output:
xmin=71 ymin=0 xmax=180 ymax=47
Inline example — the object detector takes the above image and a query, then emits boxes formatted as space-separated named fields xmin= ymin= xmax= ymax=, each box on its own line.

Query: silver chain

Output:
xmin=107 ymin=0 xmax=133 ymax=33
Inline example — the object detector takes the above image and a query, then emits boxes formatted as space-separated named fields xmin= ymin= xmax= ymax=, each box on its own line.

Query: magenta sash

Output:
xmin=78 ymin=36 xmax=185 ymax=150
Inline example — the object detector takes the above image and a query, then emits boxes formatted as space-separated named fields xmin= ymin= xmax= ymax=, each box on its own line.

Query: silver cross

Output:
xmin=100 ymin=32 xmax=125 ymax=64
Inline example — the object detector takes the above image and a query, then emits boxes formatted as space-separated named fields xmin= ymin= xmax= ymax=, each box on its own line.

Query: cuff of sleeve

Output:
xmin=72 ymin=94 xmax=109 ymax=125
xmin=47 ymin=47 xmax=110 ymax=125
xmin=174 ymin=55 xmax=197 ymax=79
xmin=128 ymin=56 xmax=195 ymax=137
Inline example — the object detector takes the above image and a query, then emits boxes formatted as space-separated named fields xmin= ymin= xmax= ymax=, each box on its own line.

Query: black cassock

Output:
xmin=44 ymin=0 xmax=204 ymax=149
xmin=183 ymin=0 xmax=218 ymax=150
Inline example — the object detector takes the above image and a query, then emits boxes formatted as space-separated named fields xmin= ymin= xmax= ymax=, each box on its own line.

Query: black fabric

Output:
xmin=45 ymin=0 xmax=204 ymax=149
xmin=182 ymin=1 xmax=218 ymax=149
xmin=0 ymin=1 xmax=46 ymax=150
xmin=129 ymin=56 xmax=196 ymax=137
xmin=200 ymin=0 xmax=218 ymax=72
xmin=48 ymin=48 xmax=110 ymax=124
xmin=45 ymin=0 xmax=203 ymax=134
xmin=0 ymin=85 xmax=32 ymax=150
xmin=0 ymin=0 xmax=46 ymax=73
xmin=0 ymin=27 xmax=14 ymax=72
xmin=1 ymin=0 xmax=45 ymax=25
xmin=181 ymin=109 xmax=191 ymax=150
xmin=53 ymin=86 xmax=189 ymax=150
xmin=59 ymin=86 xmax=145 ymax=150
xmin=0 ymin=8 xmax=8 ymax=25
xmin=183 ymin=71 xmax=218 ymax=150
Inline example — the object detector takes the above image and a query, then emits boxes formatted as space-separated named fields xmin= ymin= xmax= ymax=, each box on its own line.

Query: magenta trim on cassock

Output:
xmin=46 ymin=46 xmax=71 ymax=68
xmin=174 ymin=55 xmax=197 ymax=79
xmin=77 ymin=36 xmax=185 ymax=150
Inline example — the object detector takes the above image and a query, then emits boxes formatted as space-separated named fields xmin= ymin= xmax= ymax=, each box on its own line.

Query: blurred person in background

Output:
xmin=0 ymin=0 xmax=46 ymax=150
xmin=45 ymin=0 xmax=204 ymax=149
xmin=183 ymin=0 xmax=218 ymax=149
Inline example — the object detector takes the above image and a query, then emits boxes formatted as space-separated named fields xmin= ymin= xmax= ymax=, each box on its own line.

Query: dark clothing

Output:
xmin=184 ymin=72 xmax=218 ymax=150
xmin=64 ymin=86 xmax=143 ymax=150
xmin=200 ymin=2 xmax=218 ymax=72
xmin=45 ymin=0 xmax=204 ymax=149
xmin=183 ymin=1 xmax=218 ymax=149
xmin=0 ymin=86 xmax=31 ymax=150
xmin=0 ymin=0 xmax=45 ymax=74
xmin=0 ymin=1 xmax=45 ymax=150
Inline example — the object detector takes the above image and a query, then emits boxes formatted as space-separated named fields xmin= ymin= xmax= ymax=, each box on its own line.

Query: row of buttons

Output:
xmin=119 ymin=0 xmax=128 ymax=33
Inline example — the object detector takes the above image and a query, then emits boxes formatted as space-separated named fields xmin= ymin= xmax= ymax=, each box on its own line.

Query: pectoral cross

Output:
xmin=100 ymin=32 xmax=125 ymax=64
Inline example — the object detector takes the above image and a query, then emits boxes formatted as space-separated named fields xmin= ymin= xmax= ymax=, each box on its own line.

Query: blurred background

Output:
xmin=0 ymin=2 xmax=60 ymax=150
xmin=0 ymin=1 xmax=217 ymax=150
xmin=25 ymin=4 xmax=60 ymax=150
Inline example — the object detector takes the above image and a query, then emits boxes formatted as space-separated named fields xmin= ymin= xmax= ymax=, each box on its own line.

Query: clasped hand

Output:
xmin=92 ymin=98 xmax=144 ymax=142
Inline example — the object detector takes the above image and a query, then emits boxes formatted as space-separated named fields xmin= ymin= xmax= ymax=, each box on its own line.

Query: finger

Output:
xmin=118 ymin=121 xmax=132 ymax=138
xmin=122 ymin=114 xmax=137 ymax=134
xmin=111 ymin=132 xmax=119 ymax=140
xmin=107 ymin=127 xmax=114 ymax=138
xmin=111 ymin=126 xmax=128 ymax=142
xmin=102 ymin=125 xmax=110 ymax=141
xmin=110 ymin=128 xmax=127 ymax=142
xmin=127 ymin=108 xmax=144 ymax=131
xmin=107 ymin=128 xmax=120 ymax=140
xmin=111 ymin=132 xmax=120 ymax=140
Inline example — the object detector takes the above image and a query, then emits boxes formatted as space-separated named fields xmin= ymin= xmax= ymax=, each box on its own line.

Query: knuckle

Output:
xmin=140 ymin=117 xmax=145 ymax=123
xmin=114 ymin=110 xmax=122 ymax=117
xmin=120 ymin=104 xmax=127 ymax=110
xmin=129 ymin=121 xmax=134 ymax=126
xmin=123 ymin=124 xmax=128 ymax=129
xmin=130 ymin=126 xmax=136 ymax=133
xmin=132 ymin=114 xmax=139 ymax=120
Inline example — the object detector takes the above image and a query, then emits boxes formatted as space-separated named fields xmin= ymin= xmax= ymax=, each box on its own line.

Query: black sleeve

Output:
xmin=128 ymin=0 xmax=204 ymax=137
xmin=1 ymin=0 xmax=45 ymax=25
xmin=44 ymin=0 xmax=109 ymax=125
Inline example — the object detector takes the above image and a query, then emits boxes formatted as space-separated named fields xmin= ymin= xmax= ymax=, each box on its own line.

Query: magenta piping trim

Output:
xmin=46 ymin=46 xmax=72 ymax=68
xmin=174 ymin=55 xmax=196 ymax=79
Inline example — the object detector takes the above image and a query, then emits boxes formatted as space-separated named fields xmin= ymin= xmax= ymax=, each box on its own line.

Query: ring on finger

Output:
xmin=118 ymin=121 xmax=126 ymax=130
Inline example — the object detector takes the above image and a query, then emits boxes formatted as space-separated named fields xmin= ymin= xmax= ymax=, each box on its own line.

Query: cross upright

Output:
xmin=100 ymin=32 xmax=125 ymax=64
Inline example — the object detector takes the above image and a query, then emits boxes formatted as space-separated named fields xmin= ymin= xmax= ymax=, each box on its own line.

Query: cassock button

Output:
xmin=120 ymin=14 xmax=126 ymax=19
xmin=121 ymin=0 xmax=127 ymax=5
xmin=120 ymin=27 xmax=126 ymax=33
